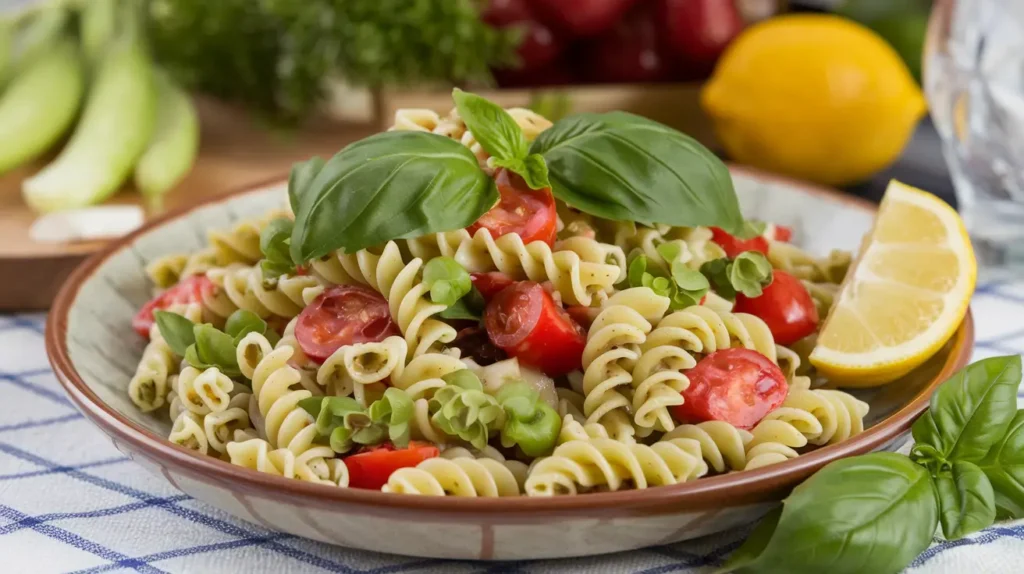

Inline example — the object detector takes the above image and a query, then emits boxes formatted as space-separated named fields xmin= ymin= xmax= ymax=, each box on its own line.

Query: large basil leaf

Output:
xmin=979 ymin=410 xmax=1024 ymax=519
xmin=729 ymin=453 xmax=938 ymax=574
xmin=288 ymin=156 xmax=325 ymax=216
xmin=153 ymin=310 xmax=196 ymax=357
xmin=530 ymin=111 xmax=744 ymax=233
xmin=290 ymin=131 xmax=497 ymax=261
xmin=452 ymin=88 xmax=527 ymax=162
xmin=936 ymin=460 xmax=995 ymax=540
xmin=912 ymin=355 xmax=1021 ymax=463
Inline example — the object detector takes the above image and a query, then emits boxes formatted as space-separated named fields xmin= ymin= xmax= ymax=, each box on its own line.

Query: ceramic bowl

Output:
xmin=46 ymin=167 xmax=975 ymax=560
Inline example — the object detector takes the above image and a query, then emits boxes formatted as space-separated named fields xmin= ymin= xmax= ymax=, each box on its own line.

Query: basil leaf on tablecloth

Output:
xmin=979 ymin=410 xmax=1024 ymax=519
xmin=936 ymin=460 xmax=996 ymax=540
xmin=725 ymin=453 xmax=938 ymax=574
xmin=912 ymin=355 xmax=1021 ymax=464
xmin=290 ymin=131 xmax=496 ymax=261
xmin=531 ymin=111 xmax=744 ymax=233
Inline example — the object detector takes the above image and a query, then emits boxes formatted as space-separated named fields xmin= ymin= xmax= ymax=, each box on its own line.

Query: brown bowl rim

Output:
xmin=46 ymin=166 xmax=974 ymax=514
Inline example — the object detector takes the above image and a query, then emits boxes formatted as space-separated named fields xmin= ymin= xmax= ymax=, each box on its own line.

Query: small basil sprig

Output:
xmin=495 ymin=381 xmax=561 ymax=457
xmin=429 ymin=370 xmax=504 ymax=450
xmin=155 ymin=309 xmax=277 ymax=377
xmin=627 ymin=245 xmax=709 ymax=310
xmin=289 ymin=130 xmax=497 ymax=261
xmin=724 ymin=355 xmax=1024 ymax=574
xmin=259 ymin=217 xmax=297 ymax=282
xmin=421 ymin=256 xmax=486 ymax=321
xmin=452 ymin=88 xmax=550 ymax=190
xmin=299 ymin=388 xmax=414 ymax=453
xmin=700 ymin=251 xmax=774 ymax=300
xmin=531 ymin=111 xmax=745 ymax=233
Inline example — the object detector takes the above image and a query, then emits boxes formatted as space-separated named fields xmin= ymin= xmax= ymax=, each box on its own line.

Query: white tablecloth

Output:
xmin=1 ymin=280 xmax=1023 ymax=573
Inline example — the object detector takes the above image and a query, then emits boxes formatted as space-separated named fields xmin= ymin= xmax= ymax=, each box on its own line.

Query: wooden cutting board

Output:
xmin=0 ymin=98 xmax=374 ymax=311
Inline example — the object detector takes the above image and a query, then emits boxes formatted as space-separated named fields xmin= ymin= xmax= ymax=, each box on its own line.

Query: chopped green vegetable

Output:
xmin=134 ymin=69 xmax=199 ymax=208
xmin=0 ymin=38 xmax=83 ymax=175
xmin=496 ymin=381 xmax=560 ymax=457
xmin=423 ymin=257 xmax=473 ymax=307
xmin=22 ymin=10 xmax=155 ymax=212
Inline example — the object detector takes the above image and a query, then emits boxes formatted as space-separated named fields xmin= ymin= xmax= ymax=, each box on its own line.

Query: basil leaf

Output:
xmin=936 ymin=460 xmax=996 ymax=540
xmin=491 ymin=153 xmax=551 ymax=190
xmin=298 ymin=396 xmax=327 ymax=419
xmin=656 ymin=242 xmax=683 ymax=267
xmin=225 ymin=310 xmax=267 ymax=343
xmin=154 ymin=310 xmax=196 ymax=357
xmin=912 ymin=355 xmax=1021 ymax=463
xmin=438 ymin=287 xmax=485 ymax=321
xmin=627 ymin=253 xmax=648 ymax=287
xmin=737 ymin=453 xmax=938 ymax=574
xmin=422 ymin=257 xmax=472 ymax=307
xmin=259 ymin=217 xmax=297 ymax=280
xmin=718 ymin=506 xmax=782 ymax=574
xmin=979 ymin=410 xmax=1024 ymax=519
xmin=452 ymin=88 xmax=529 ymax=162
xmin=192 ymin=324 xmax=240 ymax=376
xmin=288 ymin=156 xmax=325 ymax=216
xmin=531 ymin=111 xmax=744 ymax=232
xmin=735 ymin=220 xmax=768 ymax=240
xmin=290 ymin=131 xmax=497 ymax=261
xmin=701 ymin=258 xmax=736 ymax=300
xmin=730 ymin=251 xmax=774 ymax=298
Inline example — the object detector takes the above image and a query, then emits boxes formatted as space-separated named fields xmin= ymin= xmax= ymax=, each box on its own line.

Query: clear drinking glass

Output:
xmin=926 ymin=0 xmax=1024 ymax=277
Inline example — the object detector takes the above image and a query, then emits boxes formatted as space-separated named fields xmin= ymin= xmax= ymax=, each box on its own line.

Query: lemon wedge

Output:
xmin=810 ymin=180 xmax=976 ymax=387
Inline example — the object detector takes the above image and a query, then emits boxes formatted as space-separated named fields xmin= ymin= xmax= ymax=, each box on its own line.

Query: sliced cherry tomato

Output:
xmin=734 ymin=270 xmax=819 ymax=346
xmin=132 ymin=275 xmax=215 ymax=338
xmin=484 ymin=281 xmax=586 ymax=376
xmin=471 ymin=272 xmax=516 ymax=301
xmin=344 ymin=442 xmax=440 ymax=490
xmin=771 ymin=225 xmax=793 ymax=242
xmin=673 ymin=348 xmax=787 ymax=430
xmin=295 ymin=285 xmax=401 ymax=364
xmin=468 ymin=168 xmax=558 ymax=246
xmin=710 ymin=227 xmax=770 ymax=258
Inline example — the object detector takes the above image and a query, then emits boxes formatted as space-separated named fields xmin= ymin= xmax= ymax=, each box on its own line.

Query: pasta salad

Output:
xmin=128 ymin=90 xmax=866 ymax=497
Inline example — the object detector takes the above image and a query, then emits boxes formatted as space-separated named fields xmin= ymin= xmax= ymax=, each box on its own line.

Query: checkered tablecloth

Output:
xmin=2 ymin=282 xmax=1024 ymax=573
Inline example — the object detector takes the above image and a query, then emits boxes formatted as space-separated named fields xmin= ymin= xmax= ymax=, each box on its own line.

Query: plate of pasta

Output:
xmin=46 ymin=91 xmax=974 ymax=560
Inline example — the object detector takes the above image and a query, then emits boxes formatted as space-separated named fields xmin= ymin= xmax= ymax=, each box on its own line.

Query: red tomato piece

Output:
xmin=484 ymin=281 xmax=586 ymax=376
xmin=483 ymin=0 xmax=564 ymax=73
xmin=673 ymin=348 xmax=787 ymax=430
xmin=468 ymin=169 xmax=558 ymax=246
xmin=132 ymin=275 xmax=215 ymax=338
xmin=295 ymin=285 xmax=401 ymax=364
xmin=471 ymin=272 xmax=516 ymax=301
xmin=771 ymin=225 xmax=793 ymax=242
xmin=734 ymin=270 xmax=819 ymax=346
xmin=344 ymin=442 xmax=440 ymax=490
xmin=710 ymin=227 xmax=770 ymax=258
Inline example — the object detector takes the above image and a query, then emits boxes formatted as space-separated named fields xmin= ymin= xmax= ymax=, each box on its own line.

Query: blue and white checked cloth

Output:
xmin=2 ymin=281 xmax=1024 ymax=573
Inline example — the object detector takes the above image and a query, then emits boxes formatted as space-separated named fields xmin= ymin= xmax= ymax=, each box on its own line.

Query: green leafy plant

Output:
xmin=154 ymin=308 xmax=278 ymax=377
xmin=530 ymin=111 xmax=745 ymax=233
xmin=453 ymin=88 xmax=549 ymax=189
xmin=421 ymin=256 xmax=485 ymax=321
xmin=723 ymin=355 xmax=1024 ymax=574
xmin=259 ymin=217 xmax=297 ymax=282
xmin=299 ymin=387 xmax=414 ymax=453
xmin=429 ymin=370 xmax=504 ymax=450
xmin=627 ymin=244 xmax=710 ymax=310
xmin=495 ymin=381 xmax=561 ymax=457
xmin=700 ymin=251 xmax=774 ymax=300
xmin=289 ymin=130 xmax=497 ymax=261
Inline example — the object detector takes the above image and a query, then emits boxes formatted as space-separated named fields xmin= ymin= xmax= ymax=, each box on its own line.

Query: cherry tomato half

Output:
xmin=771 ymin=225 xmax=793 ymax=243
xmin=484 ymin=281 xmax=586 ymax=376
xmin=344 ymin=442 xmax=440 ymax=490
xmin=734 ymin=270 xmax=819 ymax=346
xmin=295 ymin=285 xmax=401 ymax=364
xmin=471 ymin=272 xmax=516 ymax=301
xmin=132 ymin=275 xmax=215 ymax=338
xmin=710 ymin=227 xmax=769 ymax=258
xmin=673 ymin=348 xmax=787 ymax=430
xmin=468 ymin=169 xmax=558 ymax=246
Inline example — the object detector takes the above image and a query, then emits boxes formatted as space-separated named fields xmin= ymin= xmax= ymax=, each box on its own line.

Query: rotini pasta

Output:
xmin=767 ymin=241 xmax=851 ymax=284
xmin=205 ymin=265 xmax=323 ymax=320
xmin=382 ymin=456 xmax=521 ymax=497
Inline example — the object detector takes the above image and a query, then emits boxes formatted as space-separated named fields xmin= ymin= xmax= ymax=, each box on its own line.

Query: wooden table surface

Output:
xmin=0 ymin=99 xmax=374 ymax=310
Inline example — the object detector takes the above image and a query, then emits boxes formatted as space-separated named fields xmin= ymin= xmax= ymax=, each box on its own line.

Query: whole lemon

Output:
xmin=702 ymin=14 xmax=926 ymax=186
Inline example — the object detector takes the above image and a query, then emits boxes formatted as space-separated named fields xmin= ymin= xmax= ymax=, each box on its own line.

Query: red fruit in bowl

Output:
xmin=656 ymin=0 xmax=745 ymax=70
xmin=494 ymin=56 xmax=576 ymax=88
xmin=484 ymin=0 xmax=564 ymax=72
xmin=531 ymin=0 xmax=638 ymax=37
xmin=583 ymin=4 xmax=671 ymax=84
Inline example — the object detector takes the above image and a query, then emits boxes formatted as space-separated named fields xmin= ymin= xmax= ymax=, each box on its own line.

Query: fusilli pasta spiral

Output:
xmin=205 ymin=265 xmax=323 ymax=320
xmin=382 ymin=456 xmax=522 ymax=497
